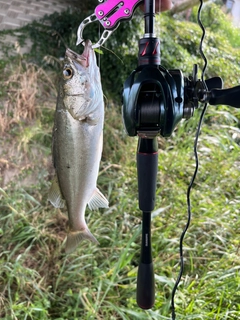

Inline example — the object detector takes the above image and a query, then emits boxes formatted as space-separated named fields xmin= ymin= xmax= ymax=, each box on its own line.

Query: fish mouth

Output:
xmin=65 ymin=40 xmax=92 ymax=67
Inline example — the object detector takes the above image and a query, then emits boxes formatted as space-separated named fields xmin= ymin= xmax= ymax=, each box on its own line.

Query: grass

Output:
xmin=1 ymin=79 xmax=240 ymax=319
xmin=0 ymin=9 xmax=240 ymax=320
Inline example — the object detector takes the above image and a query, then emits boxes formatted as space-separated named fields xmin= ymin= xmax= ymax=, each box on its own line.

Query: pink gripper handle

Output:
xmin=95 ymin=0 xmax=142 ymax=30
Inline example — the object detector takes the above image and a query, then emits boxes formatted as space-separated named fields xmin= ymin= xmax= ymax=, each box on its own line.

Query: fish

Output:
xmin=48 ymin=40 xmax=109 ymax=253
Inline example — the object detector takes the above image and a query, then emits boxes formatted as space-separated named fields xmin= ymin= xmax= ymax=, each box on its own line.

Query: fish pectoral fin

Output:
xmin=48 ymin=175 xmax=65 ymax=208
xmin=65 ymin=229 xmax=99 ymax=254
xmin=88 ymin=188 xmax=109 ymax=211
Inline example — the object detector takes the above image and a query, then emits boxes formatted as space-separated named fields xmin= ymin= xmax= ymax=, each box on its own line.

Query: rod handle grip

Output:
xmin=137 ymin=262 xmax=155 ymax=309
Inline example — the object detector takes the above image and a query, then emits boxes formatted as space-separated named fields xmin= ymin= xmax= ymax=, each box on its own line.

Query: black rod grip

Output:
xmin=208 ymin=85 xmax=240 ymax=108
xmin=136 ymin=138 xmax=157 ymax=309
xmin=137 ymin=211 xmax=155 ymax=309
xmin=137 ymin=138 xmax=158 ymax=212
xmin=137 ymin=261 xmax=155 ymax=309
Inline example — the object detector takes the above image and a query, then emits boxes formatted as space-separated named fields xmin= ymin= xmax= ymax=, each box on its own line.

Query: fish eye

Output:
xmin=63 ymin=67 xmax=73 ymax=79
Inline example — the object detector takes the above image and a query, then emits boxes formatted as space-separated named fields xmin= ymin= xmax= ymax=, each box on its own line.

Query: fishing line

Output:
xmin=98 ymin=23 xmax=101 ymax=68
xmin=170 ymin=1 xmax=208 ymax=319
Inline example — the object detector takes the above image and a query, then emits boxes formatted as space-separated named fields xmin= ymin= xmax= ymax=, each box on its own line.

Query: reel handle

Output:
xmin=208 ymin=85 xmax=240 ymax=108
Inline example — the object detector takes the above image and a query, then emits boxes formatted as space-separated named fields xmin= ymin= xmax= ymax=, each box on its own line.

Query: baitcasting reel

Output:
xmin=122 ymin=38 xmax=240 ymax=138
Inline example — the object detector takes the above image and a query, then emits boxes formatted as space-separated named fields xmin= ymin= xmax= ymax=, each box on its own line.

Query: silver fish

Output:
xmin=48 ymin=40 xmax=109 ymax=253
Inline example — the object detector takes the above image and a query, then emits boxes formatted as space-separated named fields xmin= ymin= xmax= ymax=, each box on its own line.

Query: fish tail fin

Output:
xmin=65 ymin=228 xmax=99 ymax=254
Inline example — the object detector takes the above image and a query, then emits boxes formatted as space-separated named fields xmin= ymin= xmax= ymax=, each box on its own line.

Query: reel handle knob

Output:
xmin=208 ymin=85 xmax=240 ymax=108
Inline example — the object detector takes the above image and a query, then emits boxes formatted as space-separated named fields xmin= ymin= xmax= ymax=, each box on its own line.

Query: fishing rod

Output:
xmin=122 ymin=0 xmax=240 ymax=312
xmin=132 ymin=0 xmax=159 ymax=309
xmin=77 ymin=0 xmax=240 ymax=315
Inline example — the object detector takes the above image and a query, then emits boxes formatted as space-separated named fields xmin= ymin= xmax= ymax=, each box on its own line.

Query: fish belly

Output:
xmin=54 ymin=109 xmax=103 ymax=229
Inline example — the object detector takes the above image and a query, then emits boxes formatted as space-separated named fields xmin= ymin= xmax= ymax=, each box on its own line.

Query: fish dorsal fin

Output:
xmin=48 ymin=175 xmax=65 ymax=208
xmin=88 ymin=188 xmax=109 ymax=210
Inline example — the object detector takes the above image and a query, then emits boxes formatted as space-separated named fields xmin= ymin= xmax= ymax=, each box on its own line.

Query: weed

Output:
xmin=0 ymin=61 xmax=56 ymax=134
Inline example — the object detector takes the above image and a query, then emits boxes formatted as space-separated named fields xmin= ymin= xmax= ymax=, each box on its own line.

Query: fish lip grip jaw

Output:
xmin=77 ymin=0 xmax=143 ymax=48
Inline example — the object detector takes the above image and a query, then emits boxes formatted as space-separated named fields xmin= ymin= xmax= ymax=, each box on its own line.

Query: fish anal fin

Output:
xmin=88 ymin=188 xmax=109 ymax=211
xmin=65 ymin=229 xmax=99 ymax=254
xmin=48 ymin=175 xmax=65 ymax=208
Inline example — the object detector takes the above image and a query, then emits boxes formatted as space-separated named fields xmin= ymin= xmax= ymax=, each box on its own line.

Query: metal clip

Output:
xmin=77 ymin=0 xmax=143 ymax=48
xmin=76 ymin=13 xmax=115 ymax=49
